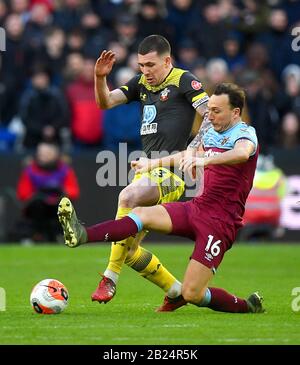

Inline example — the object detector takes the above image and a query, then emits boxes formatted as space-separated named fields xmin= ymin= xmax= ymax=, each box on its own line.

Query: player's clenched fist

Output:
xmin=131 ymin=157 xmax=154 ymax=174
xmin=94 ymin=50 xmax=116 ymax=78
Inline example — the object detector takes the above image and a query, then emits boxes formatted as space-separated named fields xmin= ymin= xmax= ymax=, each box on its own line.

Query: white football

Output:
xmin=30 ymin=279 xmax=69 ymax=314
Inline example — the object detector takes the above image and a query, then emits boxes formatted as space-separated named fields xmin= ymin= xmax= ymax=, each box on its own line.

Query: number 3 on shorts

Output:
xmin=205 ymin=235 xmax=221 ymax=257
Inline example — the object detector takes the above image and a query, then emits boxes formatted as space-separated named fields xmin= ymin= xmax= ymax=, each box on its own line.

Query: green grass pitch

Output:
xmin=0 ymin=243 xmax=299 ymax=345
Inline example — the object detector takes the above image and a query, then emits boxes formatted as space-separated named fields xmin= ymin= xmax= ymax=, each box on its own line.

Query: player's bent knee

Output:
xmin=118 ymin=187 xmax=138 ymax=208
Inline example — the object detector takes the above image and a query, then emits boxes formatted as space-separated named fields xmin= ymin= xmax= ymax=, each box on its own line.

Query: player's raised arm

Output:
xmin=131 ymin=152 xmax=187 ymax=174
xmin=94 ymin=50 xmax=127 ymax=109
xmin=180 ymin=138 xmax=255 ymax=173
xmin=205 ymin=138 xmax=255 ymax=166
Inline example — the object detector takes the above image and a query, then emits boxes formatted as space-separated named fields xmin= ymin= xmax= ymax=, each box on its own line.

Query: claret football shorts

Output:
xmin=162 ymin=200 xmax=237 ymax=272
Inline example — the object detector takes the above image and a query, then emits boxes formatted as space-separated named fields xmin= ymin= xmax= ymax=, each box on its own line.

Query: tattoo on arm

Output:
xmin=188 ymin=103 xmax=211 ymax=149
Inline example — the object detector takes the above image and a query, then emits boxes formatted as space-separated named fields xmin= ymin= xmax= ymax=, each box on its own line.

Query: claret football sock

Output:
xmin=198 ymin=287 xmax=248 ymax=313
xmin=125 ymin=246 xmax=181 ymax=294
xmin=86 ymin=213 xmax=143 ymax=243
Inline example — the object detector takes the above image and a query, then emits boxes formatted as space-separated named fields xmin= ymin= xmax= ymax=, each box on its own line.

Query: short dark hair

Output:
xmin=138 ymin=35 xmax=171 ymax=56
xmin=213 ymin=83 xmax=245 ymax=113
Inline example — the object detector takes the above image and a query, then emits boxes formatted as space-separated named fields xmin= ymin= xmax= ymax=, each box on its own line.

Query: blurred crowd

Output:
xmin=0 ymin=0 xmax=300 ymax=155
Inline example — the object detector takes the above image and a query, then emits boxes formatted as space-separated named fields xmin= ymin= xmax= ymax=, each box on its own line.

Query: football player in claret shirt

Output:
xmin=77 ymin=34 xmax=211 ymax=305
xmin=58 ymin=83 xmax=265 ymax=313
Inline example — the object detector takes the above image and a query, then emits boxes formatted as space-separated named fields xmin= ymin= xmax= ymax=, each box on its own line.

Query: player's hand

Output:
xmin=179 ymin=156 xmax=205 ymax=180
xmin=179 ymin=156 xmax=205 ymax=170
xmin=94 ymin=50 xmax=116 ymax=77
xmin=131 ymin=157 xmax=152 ymax=174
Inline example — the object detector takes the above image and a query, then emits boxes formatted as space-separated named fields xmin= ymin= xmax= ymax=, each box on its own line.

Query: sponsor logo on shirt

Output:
xmin=140 ymin=123 xmax=158 ymax=135
xmin=142 ymin=105 xmax=157 ymax=124
xmin=141 ymin=105 xmax=157 ymax=135
xmin=204 ymin=149 xmax=221 ymax=157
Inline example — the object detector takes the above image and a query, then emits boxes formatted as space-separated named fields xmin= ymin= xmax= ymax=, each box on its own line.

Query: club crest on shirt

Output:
xmin=220 ymin=136 xmax=230 ymax=145
xmin=191 ymin=80 xmax=202 ymax=90
xmin=160 ymin=87 xmax=170 ymax=101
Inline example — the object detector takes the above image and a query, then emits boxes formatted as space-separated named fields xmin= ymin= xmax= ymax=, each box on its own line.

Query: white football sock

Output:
xmin=167 ymin=280 xmax=182 ymax=298
xmin=103 ymin=269 xmax=119 ymax=284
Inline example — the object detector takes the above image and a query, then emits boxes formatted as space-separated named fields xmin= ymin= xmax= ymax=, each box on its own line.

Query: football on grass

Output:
xmin=30 ymin=279 xmax=69 ymax=314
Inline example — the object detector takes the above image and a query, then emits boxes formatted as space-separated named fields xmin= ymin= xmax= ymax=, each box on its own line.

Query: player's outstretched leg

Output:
xmin=57 ymin=197 xmax=87 ymax=247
